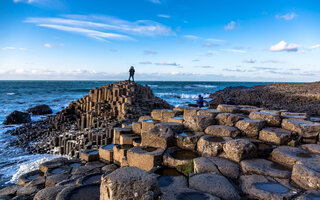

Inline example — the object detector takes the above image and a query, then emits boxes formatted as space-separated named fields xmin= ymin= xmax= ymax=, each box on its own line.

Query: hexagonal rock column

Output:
xmin=282 ymin=118 xmax=320 ymax=139
xmin=99 ymin=144 xmax=114 ymax=163
xmin=141 ymin=120 xmax=157 ymax=133
xmin=197 ymin=109 xmax=222 ymax=118
xmin=112 ymin=145 xmax=132 ymax=165
xmin=141 ymin=124 xmax=174 ymax=149
xmin=175 ymin=131 xmax=204 ymax=150
xmin=215 ymin=113 xmax=243 ymax=126
xmin=240 ymin=174 xmax=299 ymax=200
xmin=300 ymin=144 xmax=320 ymax=155
xmin=189 ymin=173 xmax=241 ymax=200
xmin=132 ymin=122 xmax=142 ymax=135
xmin=249 ymin=112 xmax=281 ymax=127
xmin=127 ymin=146 xmax=165 ymax=171
xmin=163 ymin=147 xmax=199 ymax=168
xmin=292 ymin=159 xmax=320 ymax=190
xmin=113 ymin=128 xmax=132 ymax=145
xmin=235 ymin=119 xmax=265 ymax=138
xmin=271 ymin=146 xmax=320 ymax=168
xmin=18 ymin=170 xmax=42 ymax=185
xmin=156 ymin=122 xmax=185 ymax=133
xmin=216 ymin=104 xmax=240 ymax=113
xmin=39 ymin=157 xmax=70 ymax=173
xmin=259 ymin=127 xmax=292 ymax=145
xmin=197 ymin=135 xmax=229 ymax=157
xmin=223 ymin=139 xmax=257 ymax=162
xmin=294 ymin=190 xmax=320 ymax=200
xmin=240 ymin=158 xmax=291 ymax=179
xmin=81 ymin=149 xmax=99 ymax=162
xmin=56 ymin=183 xmax=100 ymax=200
xmin=205 ymin=125 xmax=240 ymax=138
xmin=100 ymin=167 xmax=161 ymax=200
xmin=151 ymin=109 xmax=180 ymax=122
xmin=183 ymin=107 xmax=199 ymax=121
xmin=194 ymin=157 xmax=241 ymax=179
xmin=184 ymin=115 xmax=215 ymax=132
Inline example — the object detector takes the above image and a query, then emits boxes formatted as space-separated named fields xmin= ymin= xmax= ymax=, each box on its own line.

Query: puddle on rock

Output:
xmin=172 ymin=116 xmax=184 ymax=120
xmin=207 ymin=136 xmax=224 ymax=142
xmin=68 ymin=184 xmax=100 ymax=200
xmin=69 ymin=163 xmax=82 ymax=168
xmin=87 ymin=150 xmax=99 ymax=155
xmin=177 ymin=131 xmax=195 ymax=137
xmin=27 ymin=174 xmax=40 ymax=180
xmin=145 ymin=120 xmax=153 ymax=123
xmin=254 ymin=182 xmax=289 ymax=193
xmin=176 ymin=192 xmax=210 ymax=200
xmin=102 ymin=144 xmax=114 ymax=150
xmin=155 ymin=167 xmax=182 ymax=176
xmin=142 ymin=147 xmax=157 ymax=152
xmin=306 ymin=193 xmax=320 ymax=200
xmin=157 ymin=176 xmax=173 ymax=187
xmin=296 ymin=152 xmax=313 ymax=158
xmin=170 ymin=150 xmax=199 ymax=160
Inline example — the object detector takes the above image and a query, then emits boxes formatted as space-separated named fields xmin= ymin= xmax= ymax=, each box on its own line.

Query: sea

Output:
xmin=0 ymin=80 xmax=269 ymax=188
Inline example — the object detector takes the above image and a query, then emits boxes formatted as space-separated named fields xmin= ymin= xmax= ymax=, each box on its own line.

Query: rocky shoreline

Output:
xmin=1 ymin=81 xmax=320 ymax=200
xmin=208 ymin=82 xmax=320 ymax=116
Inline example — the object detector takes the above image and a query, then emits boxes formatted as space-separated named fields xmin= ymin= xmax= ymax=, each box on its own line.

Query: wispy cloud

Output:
xmin=223 ymin=67 xmax=246 ymax=72
xmin=139 ymin=61 xmax=152 ymax=64
xmin=144 ymin=50 xmax=157 ymax=55
xmin=276 ymin=12 xmax=297 ymax=20
xmin=224 ymin=21 xmax=237 ymax=30
xmin=13 ymin=0 xmax=64 ymax=8
xmin=261 ymin=59 xmax=286 ymax=64
xmin=203 ymin=42 xmax=219 ymax=48
xmin=194 ymin=65 xmax=214 ymax=69
xmin=310 ymin=44 xmax=320 ymax=49
xmin=155 ymin=62 xmax=182 ymax=67
xmin=269 ymin=40 xmax=299 ymax=52
xmin=44 ymin=43 xmax=52 ymax=48
xmin=183 ymin=35 xmax=201 ymax=40
xmin=43 ymin=43 xmax=64 ymax=48
xmin=2 ymin=47 xmax=26 ymax=51
xmin=243 ymin=58 xmax=256 ymax=63
xmin=221 ymin=49 xmax=246 ymax=53
xmin=25 ymin=15 xmax=174 ymax=41
xmin=158 ymin=14 xmax=170 ymax=18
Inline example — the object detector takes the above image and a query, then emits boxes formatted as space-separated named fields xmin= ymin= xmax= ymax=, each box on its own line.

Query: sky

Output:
xmin=0 ymin=0 xmax=319 ymax=81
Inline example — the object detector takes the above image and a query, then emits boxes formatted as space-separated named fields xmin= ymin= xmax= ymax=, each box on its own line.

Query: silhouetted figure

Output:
xmin=128 ymin=66 xmax=135 ymax=82
xmin=197 ymin=94 xmax=204 ymax=108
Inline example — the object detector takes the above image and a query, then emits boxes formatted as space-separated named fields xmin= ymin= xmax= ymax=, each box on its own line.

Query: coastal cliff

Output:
xmin=208 ymin=82 xmax=320 ymax=116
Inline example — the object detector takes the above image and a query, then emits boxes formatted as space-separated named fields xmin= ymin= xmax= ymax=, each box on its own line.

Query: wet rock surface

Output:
xmin=3 ymin=111 xmax=31 ymax=125
xmin=27 ymin=105 xmax=53 ymax=115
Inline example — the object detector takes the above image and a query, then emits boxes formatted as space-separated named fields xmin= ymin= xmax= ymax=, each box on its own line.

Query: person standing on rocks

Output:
xmin=128 ymin=66 xmax=135 ymax=82
xmin=197 ymin=94 xmax=204 ymax=108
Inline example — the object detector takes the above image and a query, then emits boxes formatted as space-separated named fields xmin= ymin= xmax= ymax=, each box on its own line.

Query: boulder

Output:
xmin=240 ymin=174 xmax=299 ymax=200
xmin=0 ymin=185 xmax=22 ymax=196
xmin=215 ymin=113 xmax=243 ymax=126
xmin=100 ymin=167 xmax=161 ymax=200
xmin=194 ymin=157 xmax=240 ymax=179
xmin=271 ymin=146 xmax=320 ymax=168
xmin=223 ymin=139 xmax=257 ymax=162
xmin=197 ymin=135 xmax=228 ymax=157
xmin=259 ymin=127 xmax=292 ymax=145
xmin=205 ymin=125 xmax=240 ymax=138
xmin=240 ymin=158 xmax=291 ymax=179
xmin=189 ymin=173 xmax=241 ymax=200
xmin=282 ymin=118 xmax=320 ymax=139
xmin=235 ymin=119 xmax=265 ymax=138
xmin=175 ymin=131 xmax=204 ymax=150
xmin=3 ymin=111 xmax=31 ymax=125
xmin=27 ymin=105 xmax=52 ymax=115
xmin=141 ymin=124 xmax=174 ymax=149
xmin=127 ymin=146 xmax=165 ymax=171
xmin=184 ymin=115 xmax=215 ymax=132
xmin=249 ymin=112 xmax=281 ymax=127
xmin=292 ymin=159 xmax=320 ymax=190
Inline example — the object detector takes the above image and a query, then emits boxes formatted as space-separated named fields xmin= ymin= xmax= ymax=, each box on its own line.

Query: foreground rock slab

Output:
xmin=100 ymin=167 xmax=161 ymax=200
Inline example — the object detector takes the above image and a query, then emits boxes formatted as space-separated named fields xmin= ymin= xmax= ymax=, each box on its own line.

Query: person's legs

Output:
xmin=128 ymin=75 xmax=131 ymax=81
xmin=132 ymin=75 xmax=134 ymax=82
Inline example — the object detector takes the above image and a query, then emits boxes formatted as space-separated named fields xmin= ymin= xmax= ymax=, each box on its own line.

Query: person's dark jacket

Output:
xmin=129 ymin=68 xmax=135 ymax=75
xmin=197 ymin=96 xmax=204 ymax=107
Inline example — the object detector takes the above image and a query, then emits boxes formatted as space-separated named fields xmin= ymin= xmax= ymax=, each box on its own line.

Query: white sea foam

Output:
xmin=179 ymin=93 xmax=210 ymax=99
xmin=185 ymin=84 xmax=217 ymax=88
xmin=7 ymin=93 xmax=15 ymax=96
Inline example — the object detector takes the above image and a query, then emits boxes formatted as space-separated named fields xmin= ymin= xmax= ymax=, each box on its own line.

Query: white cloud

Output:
xmin=223 ymin=68 xmax=246 ymax=72
xmin=224 ymin=21 xmax=236 ymax=30
xmin=155 ymin=62 xmax=181 ymax=67
xmin=203 ymin=42 xmax=219 ymax=47
xmin=25 ymin=15 xmax=174 ymax=41
xmin=261 ymin=59 xmax=286 ymax=64
xmin=183 ymin=35 xmax=201 ymax=40
xmin=310 ymin=44 xmax=320 ymax=49
xmin=2 ymin=47 xmax=26 ymax=51
xmin=206 ymin=38 xmax=225 ymax=43
xmin=243 ymin=58 xmax=256 ymax=63
xmin=221 ymin=49 xmax=246 ymax=53
xmin=269 ymin=40 xmax=299 ymax=52
xmin=158 ymin=14 xmax=170 ymax=18
xmin=44 ymin=43 xmax=52 ymax=48
xmin=194 ymin=65 xmax=214 ymax=69
xmin=144 ymin=50 xmax=157 ymax=55
xmin=139 ymin=61 xmax=152 ymax=64
xmin=276 ymin=12 xmax=297 ymax=20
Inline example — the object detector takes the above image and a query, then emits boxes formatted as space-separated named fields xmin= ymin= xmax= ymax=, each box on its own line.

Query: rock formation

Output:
xmin=3 ymin=111 xmax=31 ymax=125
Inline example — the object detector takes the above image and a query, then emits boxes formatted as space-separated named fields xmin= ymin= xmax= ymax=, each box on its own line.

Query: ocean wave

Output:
xmin=185 ymin=84 xmax=217 ymax=88
xmin=7 ymin=93 xmax=15 ymax=96
xmin=179 ymin=93 xmax=210 ymax=99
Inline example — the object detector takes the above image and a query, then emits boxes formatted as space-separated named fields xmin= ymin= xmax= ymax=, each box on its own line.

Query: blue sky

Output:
xmin=0 ymin=0 xmax=319 ymax=81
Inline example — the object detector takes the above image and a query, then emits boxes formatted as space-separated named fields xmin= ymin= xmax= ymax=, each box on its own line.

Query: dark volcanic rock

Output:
xmin=208 ymin=82 xmax=320 ymax=116
xmin=27 ymin=105 xmax=53 ymax=115
xmin=4 ymin=111 xmax=31 ymax=125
